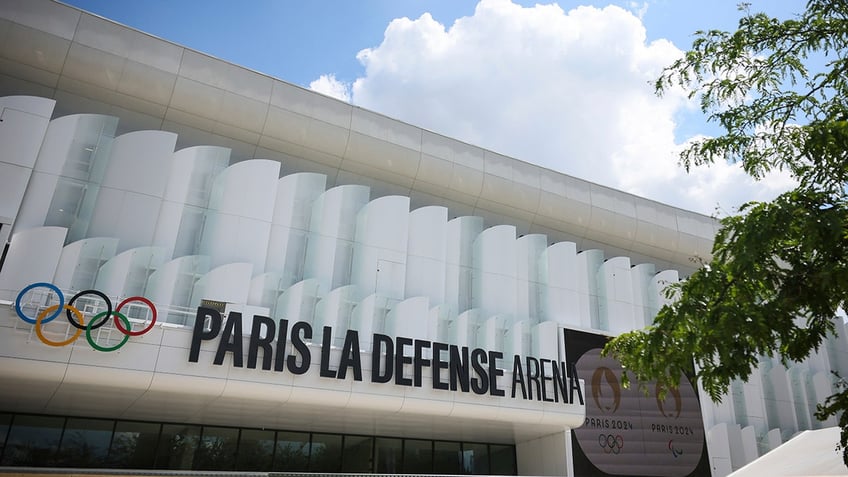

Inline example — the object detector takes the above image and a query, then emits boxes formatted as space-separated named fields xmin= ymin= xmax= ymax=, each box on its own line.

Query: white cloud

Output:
xmin=320 ymin=0 xmax=793 ymax=215
xmin=309 ymin=74 xmax=351 ymax=102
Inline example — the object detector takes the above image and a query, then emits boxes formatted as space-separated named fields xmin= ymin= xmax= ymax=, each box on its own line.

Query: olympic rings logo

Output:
xmin=14 ymin=282 xmax=157 ymax=352
xmin=598 ymin=434 xmax=624 ymax=454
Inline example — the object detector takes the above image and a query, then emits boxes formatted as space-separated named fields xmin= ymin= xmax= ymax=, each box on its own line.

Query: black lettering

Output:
xmin=395 ymin=337 xmax=413 ymax=386
xmin=511 ymin=355 xmax=526 ymax=399
xmin=413 ymin=339 xmax=431 ymax=387
xmin=540 ymin=358 xmax=554 ymax=402
xmin=551 ymin=361 xmax=569 ymax=403
xmin=470 ymin=348 xmax=489 ymax=395
xmin=274 ymin=319 xmax=289 ymax=372
xmin=287 ymin=321 xmax=311 ymax=374
xmin=489 ymin=351 xmax=505 ymax=396
xmin=449 ymin=345 xmax=469 ymax=392
xmin=247 ymin=315 xmax=275 ymax=370
xmin=526 ymin=357 xmax=540 ymax=401
xmin=214 ymin=312 xmax=243 ymax=367
xmin=569 ymin=362 xmax=584 ymax=405
xmin=189 ymin=307 xmax=221 ymax=363
xmin=320 ymin=326 xmax=336 ymax=378
xmin=433 ymin=342 xmax=449 ymax=390
xmin=371 ymin=334 xmax=393 ymax=383
xmin=338 ymin=329 xmax=362 ymax=381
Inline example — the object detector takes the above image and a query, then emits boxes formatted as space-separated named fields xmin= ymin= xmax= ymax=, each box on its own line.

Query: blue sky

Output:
xmin=62 ymin=0 xmax=806 ymax=214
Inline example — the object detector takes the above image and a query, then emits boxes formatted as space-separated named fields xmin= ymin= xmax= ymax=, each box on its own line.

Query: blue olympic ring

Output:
xmin=15 ymin=282 xmax=64 ymax=325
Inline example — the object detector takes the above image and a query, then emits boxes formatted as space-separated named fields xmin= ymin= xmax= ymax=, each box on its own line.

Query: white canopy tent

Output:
xmin=728 ymin=427 xmax=846 ymax=477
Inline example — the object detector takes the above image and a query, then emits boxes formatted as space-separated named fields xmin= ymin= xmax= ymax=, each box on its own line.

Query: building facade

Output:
xmin=0 ymin=1 xmax=845 ymax=476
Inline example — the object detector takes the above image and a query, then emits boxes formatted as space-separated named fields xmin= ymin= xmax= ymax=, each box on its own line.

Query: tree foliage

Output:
xmin=604 ymin=0 xmax=848 ymax=464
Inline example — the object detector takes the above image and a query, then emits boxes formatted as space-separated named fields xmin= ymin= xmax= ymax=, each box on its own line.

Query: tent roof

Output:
xmin=729 ymin=427 xmax=846 ymax=477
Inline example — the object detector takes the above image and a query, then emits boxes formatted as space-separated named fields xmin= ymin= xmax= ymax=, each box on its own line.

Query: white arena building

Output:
xmin=0 ymin=1 xmax=845 ymax=476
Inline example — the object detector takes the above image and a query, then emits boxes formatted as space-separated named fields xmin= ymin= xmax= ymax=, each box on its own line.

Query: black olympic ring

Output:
xmin=66 ymin=289 xmax=112 ymax=330
xmin=598 ymin=434 xmax=624 ymax=454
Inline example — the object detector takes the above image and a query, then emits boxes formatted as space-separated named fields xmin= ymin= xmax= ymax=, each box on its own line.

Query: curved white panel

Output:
xmin=598 ymin=256 xmax=635 ymax=334
xmin=265 ymin=172 xmax=327 ymax=281
xmin=145 ymin=255 xmax=211 ymax=323
xmin=53 ymin=237 xmax=118 ymax=291
xmin=313 ymin=285 xmax=361 ymax=348
xmin=445 ymin=216 xmax=484 ymax=316
xmin=385 ymin=295 xmax=428 ymax=340
xmin=0 ymin=226 xmax=67 ymax=300
xmin=352 ymin=195 xmax=410 ymax=300
xmin=192 ymin=262 xmax=253 ymax=309
xmin=200 ymin=159 xmax=280 ymax=272
xmin=576 ymin=249 xmax=604 ymax=329
xmin=14 ymin=114 xmax=118 ymax=240
xmin=516 ymin=234 xmax=547 ymax=324
xmin=450 ymin=309 xmax=481 ymax=348
xmin=350 ymin=294 xmax=392 ymax=351
xmin=304 ymin=184 xmax=370 ymax=294
xmin=478 ymin=315 xmax=506 ymax=352
xmin=532 ymin=321 xmax=559 ymax=360
xmin=88 ymin=131 xmax=178 ymax=251
xmin=473 ymin=225 xmax=517 ymax=322
xmin=540 ymin=241 xmax=579 ymax=326
xmin=406 ymin=206 xmax=448 ymax=304
xmin=0 ymin=96 xmax=55 ymax=231
xmin=504 ymin=320 xmax=531 ymax=359
xmin=428 ymin=304 xmax=454 ymax=343
xmin=94 ymin=246 xmax=169 ymax=298
xmin=247 ymin=271 xmax=285 ymax=310
xmin=275 ymin=278 xmax=321 ymax=325
xmin=630 ymin=263 xmax=656 ymax=329
xmin=153 ymin=145 xmax=230 ymax=258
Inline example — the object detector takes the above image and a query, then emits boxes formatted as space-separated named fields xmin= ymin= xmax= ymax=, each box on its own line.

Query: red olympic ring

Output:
xmin=16 ymin=283 xmax=157 ymax=351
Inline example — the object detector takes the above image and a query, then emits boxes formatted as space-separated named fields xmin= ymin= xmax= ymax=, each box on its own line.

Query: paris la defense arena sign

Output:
xmin=189 ymin=307 xmax=585 ymax=406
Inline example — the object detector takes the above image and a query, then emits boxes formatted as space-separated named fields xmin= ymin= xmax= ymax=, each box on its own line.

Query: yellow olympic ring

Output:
xmin=35 ymin=304 xmax=84 ymax=347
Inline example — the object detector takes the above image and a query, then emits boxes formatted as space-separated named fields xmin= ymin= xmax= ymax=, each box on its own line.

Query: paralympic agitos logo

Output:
xmin=15 ymin=282 xmax=157 ymax=351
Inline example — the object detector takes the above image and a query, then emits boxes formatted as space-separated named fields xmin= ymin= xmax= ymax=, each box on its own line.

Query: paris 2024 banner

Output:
xmin=565 ymin=329 xmax=711 ymax=477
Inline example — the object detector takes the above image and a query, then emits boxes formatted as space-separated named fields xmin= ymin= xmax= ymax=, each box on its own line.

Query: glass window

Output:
xmin=273 ymin=431 xmax=310 ymax=471
xmin=155 ymin=424 xmax=200 ymax=470
xmin=1 ymin=415 xmax=65 ymax=466
xmin=374 ymin=437 xmax=402 ymax=473
xmin=55 ymin=417 xmax=113 ymax=467
xmin=403 ymin=439 xmax=432 ymax=473
xmin=434 ymin=440 xmax=462 ymax=474
xmin=309 ymin=433 xmax=342 ymax=472
xmin=490 ymin=444 xmax=517 ymax=475
xmin=0 ymin=413 xmax=11 ymax=463
xmin=462 ymin=442 xmax=490 ymax=474
xmin=235 ymin=429 xmax=275 ymax=471
xmin=108 ymin=421 xmax=160 ymax=468
xmin=194 ymin=426 xmax=238 ymax=470
xmin=342 ymin=435 xmax=373 ymax=472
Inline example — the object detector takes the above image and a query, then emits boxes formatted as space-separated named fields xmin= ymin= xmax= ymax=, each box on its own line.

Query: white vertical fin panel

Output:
xmin=406 ymin=206 xmax=448 ymax=304
xmin=386 ymin=295 xmax=429 ymax=340
xmin=304 ymin=184 xmax=370 ymax=294
xmin=314 ymin=285 xmax=361 ymax=347
xmin=0 ymin=226 xmax=67 ymax=300
xmin=445 ymin=216 xmax=484 ymax=316
xmin=199 ymin=159 xmax=280 ymax=273
xmin=0 ymin=96 xmax=55 ymax=238
xmin=598 ymin=256 xmax=635 ymax=334
xmin=144 ymin=255 xmax=210 ymax=324
xmin=540 ymin=241 xmax=579 ymax=327
xmin=14 ymin=114 xmax=118 ymax=240
xmin=352 ymin=195 xmax=410 ymax=300
xmin=192 ymin=262 xmax=253 ymax=309
xmin=87 ymin=131 xmax=177 ymax=252
xmin=52 ymin=237 xmax=118 ymax=291
xmin=472 ymin=225 xmax=517 ymax=324
xmin=94 ymin=246 xmax=169 ymax=298
xmin=275 ymin=278 xmax=321 ymax=327
xmin=576 ymin=249 xmax=603 ymax=330
xmin=154 ymin=146 xmax=230 ymax=259
xmin=516 ymin=234 xmax=546 ymax=325
xmin=266 ymin=172 xmax=327 ymax=284
xmin=629 ymin=263 xmax=656 ymax=329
